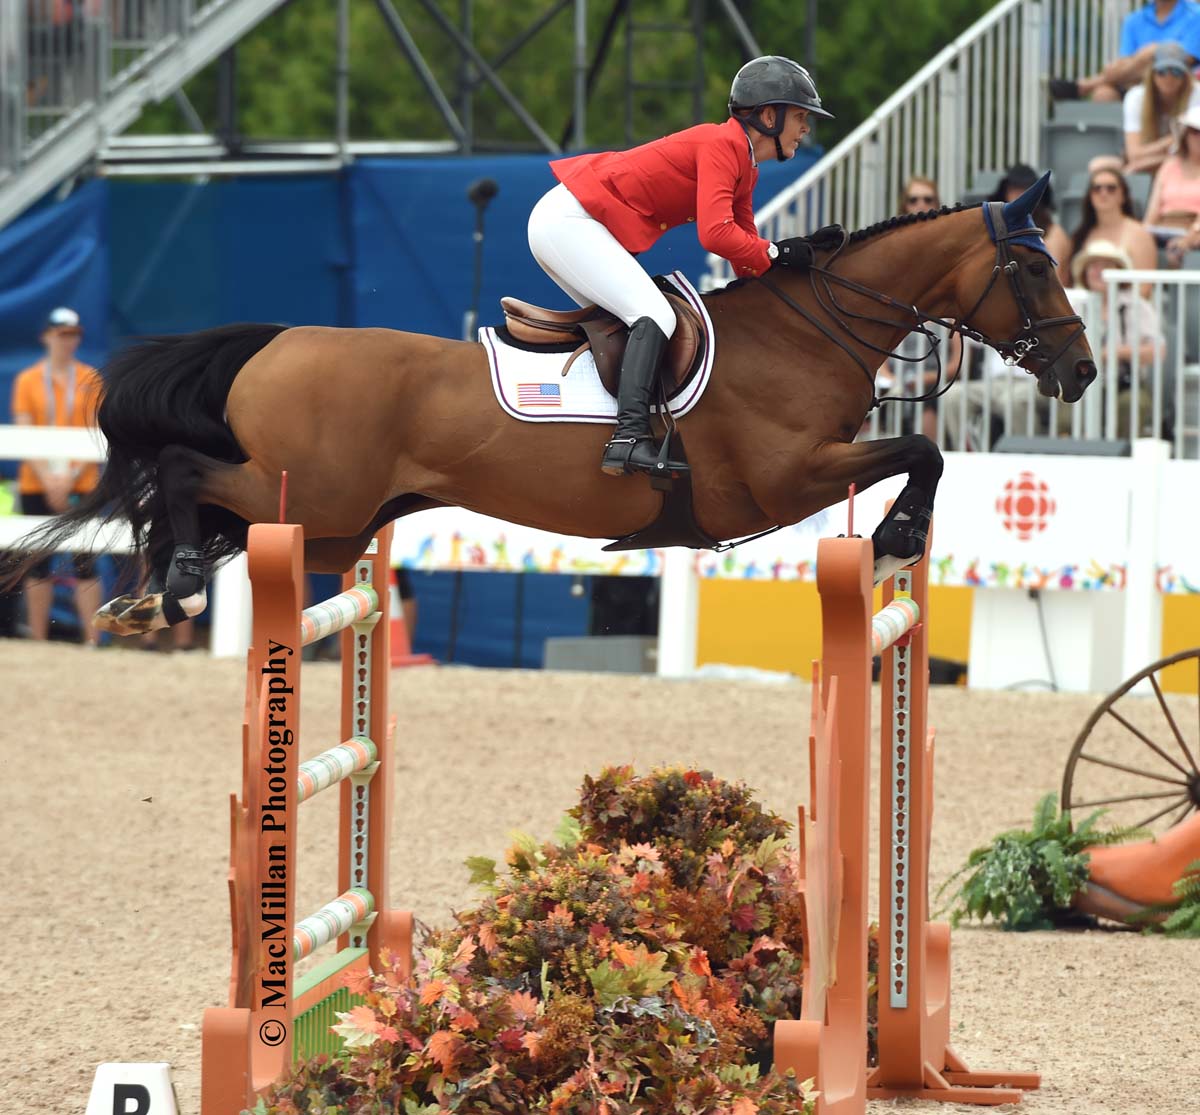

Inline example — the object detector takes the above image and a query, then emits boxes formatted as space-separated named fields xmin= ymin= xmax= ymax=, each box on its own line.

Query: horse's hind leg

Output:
xmin=96 ymin=447 xmax=234 ymax=635
xmin=800 ymin=434 xmax=943 ymax=584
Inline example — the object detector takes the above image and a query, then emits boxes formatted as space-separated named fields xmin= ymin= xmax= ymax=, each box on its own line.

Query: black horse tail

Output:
xmin=1 ymin=322 xmax=287 ymax=590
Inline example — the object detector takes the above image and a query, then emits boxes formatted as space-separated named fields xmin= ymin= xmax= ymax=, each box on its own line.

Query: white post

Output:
xmin=210 ymin=551 xmax=252 ymax=658
xmin=656 ymin=547 xmax=698 ymax=678
xmin=1122 ymin=437 xmax=1168 ymax=690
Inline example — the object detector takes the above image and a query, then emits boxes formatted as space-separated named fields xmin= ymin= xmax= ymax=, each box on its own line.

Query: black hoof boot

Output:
xmin=162 ymin=545 xmax=208 ymax=625
xmin=871 ymin=484 xmax=932 ymax=584
xmin=166 ymin=545 xmax=206 ymax=598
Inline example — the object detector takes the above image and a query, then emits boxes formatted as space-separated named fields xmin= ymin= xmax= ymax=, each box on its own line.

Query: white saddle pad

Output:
xmin=481 ymin=271 xmax=715 ymax=424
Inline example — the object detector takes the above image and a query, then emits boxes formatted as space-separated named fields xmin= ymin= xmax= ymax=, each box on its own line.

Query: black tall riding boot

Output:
xmin=601 ymin=316 xmax=671 ymax=476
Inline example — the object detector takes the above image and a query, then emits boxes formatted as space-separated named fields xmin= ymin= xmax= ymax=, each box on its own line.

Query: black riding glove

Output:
xmin=808 ymin=224 xmax=847 ymax=251
xmin=772 ymin=224 xmax=846 ymax=269
xmin=773 ymin=237 xmax=815 ymax=268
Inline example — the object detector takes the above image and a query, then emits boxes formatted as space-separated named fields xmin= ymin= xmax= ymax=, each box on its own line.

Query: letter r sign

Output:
xmin=85 ymin=1064 xmax=179 ymax=1115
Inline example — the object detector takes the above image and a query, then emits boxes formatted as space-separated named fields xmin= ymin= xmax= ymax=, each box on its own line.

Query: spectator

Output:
xmin=899 ymin=175 xmax=940 ymax=214
xmin=396 ymin=568 xmax=418 ymax=644
xmin=942 ymin=334 xmax=1051 ymax=451
xmin=1071 ymin=239 xmax=1166 ymax=437
xmin=989 ymin=164 xmax=1072 ymax=263
xmin=1124 ymin=42 xmax=1200 ymax=173
xmin=1062 ymin=165 xmax=1157 ymax=287
xmin=874 ymin=176 xmax=959 ymax=442
xmin=10 ymin=306 xmax=103 ymax=645
xmin=1144 ymin=102 xmax=1200 ymax=262
xmin=1051 ymin=1 xmax=1200 ymax=102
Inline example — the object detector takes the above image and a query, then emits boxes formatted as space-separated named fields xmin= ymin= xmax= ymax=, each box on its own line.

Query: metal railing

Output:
xmin=1 ymin=0 xmax=238 ymax=180
xmin=864 ymin=272 xmax=1200 ymax=461
xmin=702 ymin=0 xmax=1138 ymax=289
xmin=1101 ymin=270 xmax=1200 ymax=458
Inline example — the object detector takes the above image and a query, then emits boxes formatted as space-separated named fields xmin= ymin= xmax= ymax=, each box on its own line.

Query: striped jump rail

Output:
xmin=774 ymin=532 xmax=1039 ymax=1114
xmin=201 ymin=525 xmax=413 ymax=1115
xmin=300 ymin=586 xmax=378 ymax=647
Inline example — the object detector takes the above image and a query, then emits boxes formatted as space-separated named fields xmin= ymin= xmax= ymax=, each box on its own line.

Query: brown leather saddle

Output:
xmin=494 ymin=280 xmax=719 ymax=554
xmin=498 ymin=283 xmax=705 ymax=402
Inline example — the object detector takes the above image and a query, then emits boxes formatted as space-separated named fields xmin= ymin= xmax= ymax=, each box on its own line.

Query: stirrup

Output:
xmin=601 ymin=435 xmax=686 ymax=478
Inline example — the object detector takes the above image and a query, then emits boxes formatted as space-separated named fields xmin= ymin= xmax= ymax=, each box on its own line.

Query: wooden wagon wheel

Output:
xmin=1062 ymin=648 xmax=1200 ymax=835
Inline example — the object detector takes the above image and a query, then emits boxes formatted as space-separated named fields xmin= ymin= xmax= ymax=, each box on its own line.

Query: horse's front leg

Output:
xmin=795 ymin=434 xmax=943 ymax=584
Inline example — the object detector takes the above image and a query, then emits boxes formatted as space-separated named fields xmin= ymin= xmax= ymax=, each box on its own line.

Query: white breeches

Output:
xmin=526 ymin=183 xmax=677 ymax=339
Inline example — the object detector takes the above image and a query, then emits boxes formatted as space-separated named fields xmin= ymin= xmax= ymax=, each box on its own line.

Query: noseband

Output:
xmin=959 ymin=201 xmax=1086 ymax=372
xmin=757 ymin=202 xmax=1086 ymax=409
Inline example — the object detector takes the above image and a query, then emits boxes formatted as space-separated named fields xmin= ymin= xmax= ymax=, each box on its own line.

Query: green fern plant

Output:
xmin=937 ymin=793 xmax=1145 ymax=931
xmin=1158 ymin=859 xmax=1200 ymax=937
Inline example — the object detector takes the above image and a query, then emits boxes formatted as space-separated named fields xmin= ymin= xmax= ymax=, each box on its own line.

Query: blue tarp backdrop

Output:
xmin=2 ymin=147 xmax=821 ymax=392
xmin=0 ymin=147 xmax=820 ymax=659
xmin=0 ymin=179 xmax=110 ymax=374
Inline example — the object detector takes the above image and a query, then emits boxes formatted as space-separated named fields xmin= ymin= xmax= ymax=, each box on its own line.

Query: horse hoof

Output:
xmin=95 ymin=593 xmax=168 ymax=636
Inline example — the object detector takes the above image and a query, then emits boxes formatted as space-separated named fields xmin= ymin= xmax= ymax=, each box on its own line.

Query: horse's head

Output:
xmin=955 ymin=172 xmax=1096 ymax=403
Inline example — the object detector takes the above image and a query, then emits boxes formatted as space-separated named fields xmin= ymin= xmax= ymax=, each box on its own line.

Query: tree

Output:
xmin=133 ymin=0 xmax=996 ymax=150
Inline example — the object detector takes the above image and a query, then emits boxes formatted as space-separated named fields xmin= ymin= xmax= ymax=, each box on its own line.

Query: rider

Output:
xmin=527 ymin=55 xmax=840 ymax=476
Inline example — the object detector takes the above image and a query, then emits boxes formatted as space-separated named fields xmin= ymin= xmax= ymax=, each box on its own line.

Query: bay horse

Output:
xmin=5 ymin=174 xmax=1095 ymax=635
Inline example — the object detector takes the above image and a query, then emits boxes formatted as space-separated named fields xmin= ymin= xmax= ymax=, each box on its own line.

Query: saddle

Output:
xmin=499 ymin=285 xmax=704 ymax=400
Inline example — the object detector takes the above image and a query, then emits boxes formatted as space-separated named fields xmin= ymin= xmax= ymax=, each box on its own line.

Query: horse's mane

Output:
xmin=706 ymin=201 xmax=982 ymax=296
xmin=847 ymin=201 xmax=977 ymax=244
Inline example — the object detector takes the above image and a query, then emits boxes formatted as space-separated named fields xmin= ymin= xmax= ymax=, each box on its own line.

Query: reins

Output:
xmin=757 ymin=202 xmax=1085 ymax=412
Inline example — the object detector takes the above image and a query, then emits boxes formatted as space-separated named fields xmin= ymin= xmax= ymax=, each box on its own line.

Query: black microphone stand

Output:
xmin=463 ymin=177 xmax=499 ymax=340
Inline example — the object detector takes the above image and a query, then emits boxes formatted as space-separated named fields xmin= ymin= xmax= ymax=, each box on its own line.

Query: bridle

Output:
xmin=758 ymin=201 xmax=1087 ymax=409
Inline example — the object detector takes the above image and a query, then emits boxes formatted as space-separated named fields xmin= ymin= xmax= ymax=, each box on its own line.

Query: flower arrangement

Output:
xmin=255 ymin=767 xmax=824 ymax=1114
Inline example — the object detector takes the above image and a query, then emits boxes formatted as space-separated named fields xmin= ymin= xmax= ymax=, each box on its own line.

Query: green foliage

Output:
xmin=133 ymin=0 xmax=996 ymax=151
xmin=938 ymin=793 xmax=1146 ymax=931
xmin=1156 ymin=859 xmax=1200 ymax=938
xmin=258 ymin=766 xmax=818 ymax=1113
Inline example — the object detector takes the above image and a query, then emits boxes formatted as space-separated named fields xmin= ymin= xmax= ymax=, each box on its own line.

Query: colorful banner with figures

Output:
xmin=391 ymin=450 xmax=1200 ymax=594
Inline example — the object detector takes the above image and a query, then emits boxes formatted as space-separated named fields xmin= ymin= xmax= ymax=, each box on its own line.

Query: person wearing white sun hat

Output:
xmin=1071 ymin=239 xmax=1165 ymax=438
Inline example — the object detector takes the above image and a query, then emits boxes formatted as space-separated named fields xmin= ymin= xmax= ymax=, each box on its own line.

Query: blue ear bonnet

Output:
xmin=983 ymin=170 xmax=1057 ymax=263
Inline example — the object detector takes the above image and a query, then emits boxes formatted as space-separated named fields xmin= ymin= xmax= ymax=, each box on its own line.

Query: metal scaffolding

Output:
xmin=1 ymin=0 xmax=775 ymax=226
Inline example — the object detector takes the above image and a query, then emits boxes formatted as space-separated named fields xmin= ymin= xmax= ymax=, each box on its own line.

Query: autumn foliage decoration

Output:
xmin=257 ymin=767 xmax=818 ymax=1114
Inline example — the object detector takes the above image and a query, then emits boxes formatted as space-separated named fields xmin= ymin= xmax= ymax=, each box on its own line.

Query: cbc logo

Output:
xmin=996 ymin=471 xmax=1056 ymax=541
xmin=259 ymin=1019 xmax=287 ymax=1046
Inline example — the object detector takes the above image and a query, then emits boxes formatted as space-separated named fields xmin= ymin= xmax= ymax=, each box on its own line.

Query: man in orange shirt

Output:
xmin=10 ymin=306 xmax=103 ymax=644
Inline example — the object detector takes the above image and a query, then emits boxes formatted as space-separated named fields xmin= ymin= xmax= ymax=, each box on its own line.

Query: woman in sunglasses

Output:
xmin=877 ymin=176 xmax=957 ymax=442
xmin=1124 ymin=42 xmax=1200 ymax=175
xmin=1144 ymin=103 xmax=1200 ymax=265
xmin=1064 ymin=163 xmax=1156 ymax=289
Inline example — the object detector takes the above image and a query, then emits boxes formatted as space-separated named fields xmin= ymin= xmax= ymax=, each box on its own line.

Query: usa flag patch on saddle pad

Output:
xmin=481 ymin=271 xmax=715 ymax=424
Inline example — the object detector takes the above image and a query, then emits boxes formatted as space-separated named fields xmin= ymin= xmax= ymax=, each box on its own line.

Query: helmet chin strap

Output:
xmin=741 ymin=106 xmax=790 ymax=162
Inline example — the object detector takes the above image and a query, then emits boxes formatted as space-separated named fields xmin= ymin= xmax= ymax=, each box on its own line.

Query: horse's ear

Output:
xmin=1003 ymin=170 xmax=1052 ymax=225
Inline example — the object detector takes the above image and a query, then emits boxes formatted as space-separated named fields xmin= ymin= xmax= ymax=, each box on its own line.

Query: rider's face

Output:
xmin=777 ymin=107 xmax=811 ymax=157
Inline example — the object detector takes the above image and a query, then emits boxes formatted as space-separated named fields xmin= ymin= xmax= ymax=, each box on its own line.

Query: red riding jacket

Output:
xmin=550 ymin=117 xmax=773 ymax=277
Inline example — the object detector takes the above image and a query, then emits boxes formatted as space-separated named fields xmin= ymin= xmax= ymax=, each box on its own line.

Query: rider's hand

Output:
xmin=773 ymin=225 xmax=845 ymax=269
xmin=772 ymin=237 xmax=816 ymax=268
xmin=808 ymin=224 xmax=846 ymax=252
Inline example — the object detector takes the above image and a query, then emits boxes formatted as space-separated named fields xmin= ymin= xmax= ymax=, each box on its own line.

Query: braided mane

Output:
xmin=704 ymin=201 xmax=984 ymax=297
xmin=846 ymin=201 xmax=978 ymax=245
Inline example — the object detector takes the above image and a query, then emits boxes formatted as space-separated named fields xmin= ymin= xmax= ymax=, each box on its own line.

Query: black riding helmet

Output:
xmin=729 ymin=55 xmax=833 ymax=162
